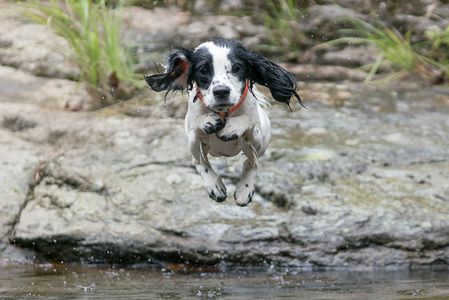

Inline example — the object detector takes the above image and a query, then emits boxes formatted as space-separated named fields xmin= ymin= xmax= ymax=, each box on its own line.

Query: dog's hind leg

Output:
xmin=234 ymin=128 xmax=262 ymax=206
xmin=188 ymin=130 xmax=227 ymax=202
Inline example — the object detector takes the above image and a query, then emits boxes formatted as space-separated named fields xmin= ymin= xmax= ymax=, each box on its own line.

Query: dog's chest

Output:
xmin=207 ymin=135 xmax=242 ymax=157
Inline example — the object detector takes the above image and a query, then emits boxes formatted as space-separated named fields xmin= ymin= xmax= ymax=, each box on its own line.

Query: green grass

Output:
xmin=426 ymin=25 xmax=449 ymax=48
xmin=259 ymin=0 xmax=306 ymax=60
xmin=25 ymin=0 xmax=142 ymax=104
xmin=425 ymin=25 xmax=449 ymax=78
xmin=317 ymin=19 xmax=448 ymax=84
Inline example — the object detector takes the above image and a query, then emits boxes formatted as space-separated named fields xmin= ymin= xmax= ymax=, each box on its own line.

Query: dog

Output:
xmin=145 ymin=38 xmax=303 ymax=206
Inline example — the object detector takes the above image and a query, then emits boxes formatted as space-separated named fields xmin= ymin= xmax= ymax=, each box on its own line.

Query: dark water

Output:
xmin=1 ymin=265 xmax=449 ymax=299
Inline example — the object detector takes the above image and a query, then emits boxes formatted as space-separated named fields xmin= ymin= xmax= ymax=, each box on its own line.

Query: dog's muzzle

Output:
xmin=195 ymin=80 xmax=249 ymax=119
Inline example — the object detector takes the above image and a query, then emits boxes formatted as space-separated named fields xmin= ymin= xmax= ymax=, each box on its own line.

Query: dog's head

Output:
xmin=145 ymin=38 xmax=303 ymax=112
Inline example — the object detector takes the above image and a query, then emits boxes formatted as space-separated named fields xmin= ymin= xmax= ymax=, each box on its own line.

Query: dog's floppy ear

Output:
xmin=145 ymin=48 xmax=193 ymax=92
xmin=246 ymin=51 xmax=304 ymax=108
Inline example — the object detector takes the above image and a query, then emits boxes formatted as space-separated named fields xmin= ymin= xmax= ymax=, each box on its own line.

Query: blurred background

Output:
xmin=1 ymin=0 xmax=449 ymax=298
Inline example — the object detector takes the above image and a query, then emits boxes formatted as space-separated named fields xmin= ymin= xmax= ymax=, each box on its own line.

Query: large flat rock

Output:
xmin=0 ymin=65 xmax=94 ymax=110
xmin=4 ymin=82 xmax=449 ymax=268
xmin=0 ymin=131 xmax=37 ymax=240
xmin=0 ymin=1 xmax=79 ymax=80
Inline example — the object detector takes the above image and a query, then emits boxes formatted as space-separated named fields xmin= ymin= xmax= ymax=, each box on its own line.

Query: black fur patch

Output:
xmin=144 ymin=48 xmax=193 ymax=92
xmin=202 ymin=118 xmax=226 ymax=134
xmin=245 ymin=51 xmax=304 ymax=108
xmin=191 ymin=47 xmax=213 ymax=90
xmin=213 ymin=37 xmax=241 ymax=49
xmin=217 ymin=133 xmax=239 ymax=142
xmin=209 ymin=185 xmax=227 ymax=202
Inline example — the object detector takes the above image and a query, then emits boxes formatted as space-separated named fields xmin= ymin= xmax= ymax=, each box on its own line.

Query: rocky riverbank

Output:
xmin=1 ymin=0 xmax=449 ymax=269
xmin=1 ymin=63 xmax=449 ymax=268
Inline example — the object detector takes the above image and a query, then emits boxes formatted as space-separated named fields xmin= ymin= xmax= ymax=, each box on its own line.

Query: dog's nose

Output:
xmin=213 ymin=85 xmax=230 ymax=100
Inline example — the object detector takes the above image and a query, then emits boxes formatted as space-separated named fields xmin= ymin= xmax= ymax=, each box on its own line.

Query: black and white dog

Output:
xmin=145 ymin=38 xmax=302 ymax=206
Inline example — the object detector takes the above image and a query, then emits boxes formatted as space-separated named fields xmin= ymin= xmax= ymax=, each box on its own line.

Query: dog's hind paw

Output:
xmin=234 ymin=183 xmax=255 ymax=206
xmin=207 ymin=183 xmax=227 ymax=202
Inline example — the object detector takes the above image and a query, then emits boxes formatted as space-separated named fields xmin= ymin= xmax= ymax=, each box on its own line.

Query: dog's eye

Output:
xmin=199 ymin=65 xmax=209 ymax=75
xmin=232 ymin=64 xmax=242 ymax=73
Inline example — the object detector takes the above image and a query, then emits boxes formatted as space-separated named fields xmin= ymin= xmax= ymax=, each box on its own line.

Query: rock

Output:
xmin=179 ymin=15 xmax=265 ymax=48
xmin=0 ymin=2 xmax=80 ymax=80
xmin=2 ymin=0 xmax=449 ymax=269
xmin=283 ymin=64 xmax=369 ymax=81
xmin=125 ymin=7 xmax=264 ymax=73
xmin=334 ymin=0 xmax=436 ymax=17
xmin=2 ymin=82 xmax=449 ymax=268
xmin=110 ymin=91 xmax=188 ymax=119
xmin=0 ymin=243 xmax=36 ymax=265
xmin=327 ymin=0 xmax=376 ymax=14
xmin=321 ymin=46 xmax=377 ymax=68
xmin=123 ymin=6 xmax=190 ymax=43
xmin=218 ymin=0 xmax=244 ymax=12
xmin=0 ymin=117 xmax=40 ymax=265
xmin=190 ymin=0 xmax=244 ymax=14
xmin=392 ymin=14 xmax=449 ymax=38
xmin=434 ymin=3 xmax=449 ymax=20
xmin=0 ymin=130 xmax=37 ymax=240
xmin=0 ymin=65 xmax=96 ymax=111
xmin=193 ymin=0 xmax=215 ymax=14
xmin=128 ymin=7 xmax=265 ymax=72
xmin=303 ymin=5 xmax=364 ymax=39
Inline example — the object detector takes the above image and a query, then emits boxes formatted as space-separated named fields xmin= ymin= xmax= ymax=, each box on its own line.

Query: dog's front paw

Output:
xmin=202 ymin=116 xmax=226 ymax=134
xmin=234 ymin=182 xmax=255 ymax=206
xmin=207 ymin=182 xmax=227 ymax=202
xmin=216 ymin=116 xmax=251 ymax=142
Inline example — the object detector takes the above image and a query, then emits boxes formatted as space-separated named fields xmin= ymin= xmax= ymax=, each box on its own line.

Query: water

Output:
xmin=1 ymin=265 xmax=449 ymax=299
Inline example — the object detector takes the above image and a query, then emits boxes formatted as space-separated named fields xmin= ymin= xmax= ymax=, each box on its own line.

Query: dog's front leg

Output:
xmin=188 ymin=114 xmax=227 ymax=202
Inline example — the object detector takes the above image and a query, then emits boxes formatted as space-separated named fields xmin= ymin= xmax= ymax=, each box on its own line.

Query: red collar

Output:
xmin=194 ymin=80 xmax=249 ymax=119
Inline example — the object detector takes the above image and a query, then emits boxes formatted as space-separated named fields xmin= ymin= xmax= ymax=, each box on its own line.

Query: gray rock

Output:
xmin=321 ymin=46 xmax=377 ymax=67
xmin=0 ymin=106 xmax=40 ymax=264
xmin=283 ymin=64 xmax=369 ymax=81
xmin=2 ymin=81 xmax=449 ymax=268
xmin=219 ymin=0 xmax=244 ymax=12
xmin=303 ymin=5 xmax=364 ymax=39
xmin=1 ymin=0 xmax=449 ymax=268
xmin=335 ymin=0 xmax=429 ymax=16
xmin=125 ymin=7 xmax=264 ymax=73
xmin=0 ymin=130 xmax=37 ymax=241
xmin=0 ymin=3 xmax=80 ymax=80
xmin=392 ymin=14 xmax=449 ymax=38
xmin=179 ymin=15 xmax=265 ymax=48
xmin=190 ymin=0 xmax=244 ymax=14
xmin=0 ymin=66 xmax=95 ymax=110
